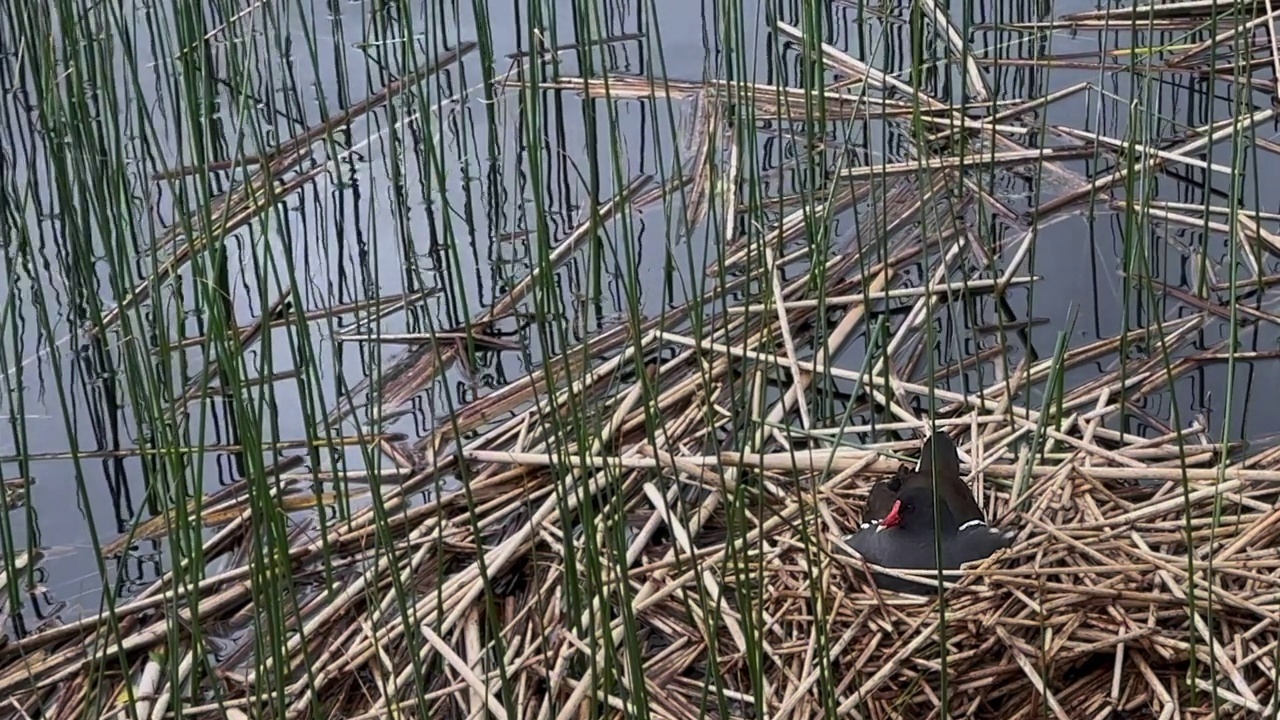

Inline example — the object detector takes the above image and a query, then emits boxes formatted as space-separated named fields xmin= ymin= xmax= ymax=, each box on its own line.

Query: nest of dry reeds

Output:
xmin=761 ymin=442 xmax=1280 ymax=720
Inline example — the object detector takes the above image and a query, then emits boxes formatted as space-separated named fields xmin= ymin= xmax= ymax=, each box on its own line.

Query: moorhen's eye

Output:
xmin=905 ymin=503 xmax=915 ymax=512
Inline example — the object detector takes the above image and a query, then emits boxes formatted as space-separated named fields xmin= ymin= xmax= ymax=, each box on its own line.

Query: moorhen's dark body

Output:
xmin=848 ymin=435 xmax=1017 ymax=595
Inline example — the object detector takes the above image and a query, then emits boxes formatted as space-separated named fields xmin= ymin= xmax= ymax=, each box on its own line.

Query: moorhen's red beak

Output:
xmin=877 ymin=500 xmax=902 ymax=532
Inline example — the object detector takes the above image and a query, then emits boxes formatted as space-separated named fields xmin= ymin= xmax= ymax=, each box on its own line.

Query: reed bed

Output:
xmin=4 ymin=1 xmax=1280 ymax=719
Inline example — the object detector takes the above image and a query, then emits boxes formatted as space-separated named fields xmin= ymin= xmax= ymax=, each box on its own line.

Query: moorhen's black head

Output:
xmin=865 ymin=462 xmax=911 ymax=520
xmin=876 ymin=483 xmax=960 ymax=537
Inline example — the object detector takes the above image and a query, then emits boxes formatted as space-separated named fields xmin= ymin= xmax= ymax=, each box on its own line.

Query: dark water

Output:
xmin=2 ymin=0 xmax=1278 ymax=632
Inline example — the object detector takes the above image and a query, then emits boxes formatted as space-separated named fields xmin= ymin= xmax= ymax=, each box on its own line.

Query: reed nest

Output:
xmin=7 ymin=7 xmax=1280 ymax=720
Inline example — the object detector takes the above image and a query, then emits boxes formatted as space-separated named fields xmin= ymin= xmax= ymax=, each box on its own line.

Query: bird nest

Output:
xmin=438 ymin=429 xmax=1280 ymax=720
xmin=764 ymin=446 xmax=1280 ymax=720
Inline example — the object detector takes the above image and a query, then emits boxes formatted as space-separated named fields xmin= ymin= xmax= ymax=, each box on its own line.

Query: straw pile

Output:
xmin=6 ymin=5 xmax=1280 ymax=720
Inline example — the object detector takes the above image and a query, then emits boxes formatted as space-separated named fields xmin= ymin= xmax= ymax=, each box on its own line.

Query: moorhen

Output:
xmin=846 ymin=482 xmax=1017 ymax=595
xmin=865 ymin=432 xmax=985 ymax=530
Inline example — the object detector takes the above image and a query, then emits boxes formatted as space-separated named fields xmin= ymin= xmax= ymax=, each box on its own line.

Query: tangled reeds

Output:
xmin=6 ymin=2 xmax=1280 ymax=719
